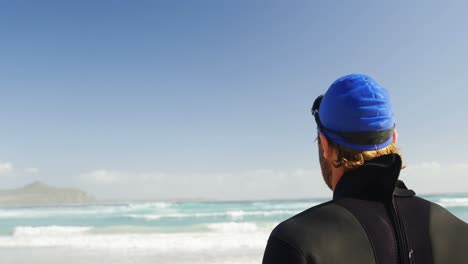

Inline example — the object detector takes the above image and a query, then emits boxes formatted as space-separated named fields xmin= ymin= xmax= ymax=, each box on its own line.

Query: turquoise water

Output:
xmin=1 ymin=195 xmax=466 ymax=236
xmin=0 ymin=194 xmax=466 ymax=263
xmin=0 ymin=199 xmax=322 ymax=236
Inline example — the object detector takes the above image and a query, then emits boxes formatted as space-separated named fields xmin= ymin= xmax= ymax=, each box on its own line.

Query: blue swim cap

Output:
xmin=314 ymin=74 xmax=395 ymax=151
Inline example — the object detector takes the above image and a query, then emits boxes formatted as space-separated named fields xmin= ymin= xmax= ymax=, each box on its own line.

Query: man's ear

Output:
xmin=319 ymin=133 xmax=332 ymax=159
xmin=392 ymin=129 xmax=398 ymax=144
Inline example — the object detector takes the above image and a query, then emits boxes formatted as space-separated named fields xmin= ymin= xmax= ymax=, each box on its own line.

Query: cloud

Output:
xmin=402 ymin=161 xmax=468 ymax=194
xmin=452 ymin=163 xmax=468 ymax=170
xmin=0 ymin=162 xmax=41 ymax=176
xmin=24 ymin=168 xmax=39 ymax=174
xmin=408 ymin=161 xmax=441 ymax=170
xmin=80 ymin=169 xmax=168 ymax=185
xmin=77 ymin=160 xmax=468 ymax=201
xmin=77 ymin=168 xmax=328 ymax=200
xmin=80 ymin=170 xmax=126 ymax=185
xmin=0 ymin=162 xmax=13 ymax=175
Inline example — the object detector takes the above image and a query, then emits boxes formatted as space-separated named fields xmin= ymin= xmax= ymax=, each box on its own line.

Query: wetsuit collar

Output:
xmin=333 ymin=154 xmax=403 ymax=201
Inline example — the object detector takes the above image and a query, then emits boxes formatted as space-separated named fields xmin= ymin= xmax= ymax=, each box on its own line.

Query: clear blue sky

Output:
xmin=1 ymin=1 xmax=467 ymax=200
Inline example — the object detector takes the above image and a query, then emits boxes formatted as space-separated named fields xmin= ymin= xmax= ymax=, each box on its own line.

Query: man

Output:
xmin=262 ymin=74 xmax=468 ymax=264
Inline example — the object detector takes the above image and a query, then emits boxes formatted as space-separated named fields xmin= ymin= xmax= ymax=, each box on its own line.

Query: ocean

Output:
xmin=0 ymin=194 xmax=467 ymax=264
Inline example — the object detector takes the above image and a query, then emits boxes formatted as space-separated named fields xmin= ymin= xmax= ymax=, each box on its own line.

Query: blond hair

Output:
xmin=327 ymin=141 xmax=404 ymax=170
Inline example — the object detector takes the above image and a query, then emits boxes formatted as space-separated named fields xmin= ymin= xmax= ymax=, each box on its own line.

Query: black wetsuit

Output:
xmin=262 ymin=154 xmax=468 ymax=264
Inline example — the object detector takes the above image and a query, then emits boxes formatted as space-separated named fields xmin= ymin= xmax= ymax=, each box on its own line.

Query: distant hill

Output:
xmin=0 ymin=181 xmax=97 ymax=206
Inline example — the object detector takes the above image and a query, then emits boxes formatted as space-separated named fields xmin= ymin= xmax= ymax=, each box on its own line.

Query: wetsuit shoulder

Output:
xmin=429 ymin=201 xmax=468 ymax=264
xmin=263 ymin=201 xmax=375 ymax=264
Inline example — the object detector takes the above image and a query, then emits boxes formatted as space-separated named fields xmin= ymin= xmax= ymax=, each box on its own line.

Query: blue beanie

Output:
xmin=317 ymin=74 xmax=395 ymax=151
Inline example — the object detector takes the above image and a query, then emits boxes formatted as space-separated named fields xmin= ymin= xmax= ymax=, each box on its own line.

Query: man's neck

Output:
xmin=331 ymin=167 xmax=345 ymax=191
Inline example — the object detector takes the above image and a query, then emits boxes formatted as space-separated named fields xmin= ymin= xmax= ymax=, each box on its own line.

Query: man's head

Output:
xmin=312 ymin=74 xmax=401 ymax=190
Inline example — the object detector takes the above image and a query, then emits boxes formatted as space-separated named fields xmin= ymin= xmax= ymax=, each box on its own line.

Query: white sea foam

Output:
xmin=13 ymin=226 xmax=92 ymax=237
xmin=0 ymin=201 xmax=306 ymax=220
xmin=0 ymin=224 xmax=274 ymax=252
xmin=225 ymin=210 xmax=299 ymax=218
xmin=207 ymin=222 xmax=264 ymax=233
xmin=0 ymin=207 xmax=114 ymax=219
xmin=125 ymin=202 xmax=173 ymax=210
xmin=126 ymin=214 xmax=164 ymax=220
xmin=252 ymin=201 xmax=319 ymax=210
xmin=0 ymin=210 xmax=26 ymax=218
xmin=126 ymin=209 xmax=298 ymax=221
xmin=0 ymin=202 xmax=175 ymax=219
xmin=437 ymin=197 xmax=468 ymax=207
